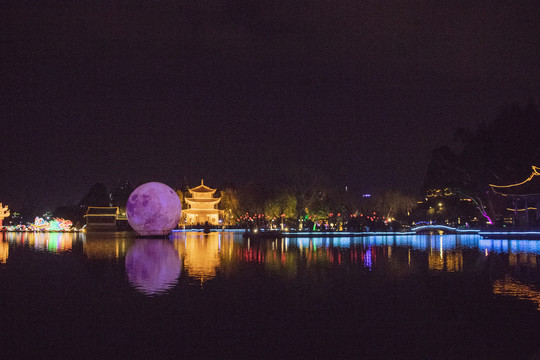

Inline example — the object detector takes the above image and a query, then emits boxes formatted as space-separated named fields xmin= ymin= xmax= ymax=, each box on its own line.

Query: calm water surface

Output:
xmin=1 ymin=231 xmax=540 ymax=359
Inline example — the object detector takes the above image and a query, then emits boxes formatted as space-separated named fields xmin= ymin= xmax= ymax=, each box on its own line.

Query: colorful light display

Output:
xmin=7 ymin=217 xmax=73 ymax=232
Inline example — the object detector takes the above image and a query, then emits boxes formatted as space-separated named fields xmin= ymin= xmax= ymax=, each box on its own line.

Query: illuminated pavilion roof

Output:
xmin=490 ymin=166 xmax=540 ymax=198
xmin=85 ymin=207 xmax=119 ymax=216
xmin=185 ymin=198 xmax=221 ymax=205
xmin=188 ymin=179 xmax=217 ymax=194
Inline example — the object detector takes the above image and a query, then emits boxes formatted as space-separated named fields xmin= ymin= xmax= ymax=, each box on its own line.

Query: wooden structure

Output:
xmin=85 ymin=207 xmax=119 ymax=231
xmin=490 ymin=166 xmax=540 ymax=226
xmin=182 ymin=180 xmax=222 ymax=225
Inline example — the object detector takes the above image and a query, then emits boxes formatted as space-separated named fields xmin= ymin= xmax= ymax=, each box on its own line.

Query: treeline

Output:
xmin=51 ymin=171 xmax=417 ymax=231
xmin=424 ymin=100 xmax=540 ymax=225
xmin=179 ymin=176 xmax=417 ymax=231
xmin=46 ymin=101 xmax=539 ymax=230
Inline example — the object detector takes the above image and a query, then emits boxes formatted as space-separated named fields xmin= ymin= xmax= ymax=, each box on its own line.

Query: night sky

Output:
xmin=1 ymin=1 xmax=539 ymax=211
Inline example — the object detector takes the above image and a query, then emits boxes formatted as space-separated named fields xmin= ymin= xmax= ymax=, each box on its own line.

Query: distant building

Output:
xmin=182 ymin=180 xmax=222 ymax=226
xmin=85 ymin=207 xmax=119 ymax=231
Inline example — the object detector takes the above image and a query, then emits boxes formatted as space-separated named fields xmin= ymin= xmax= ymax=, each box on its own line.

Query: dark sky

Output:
xmin=1 ymin=1 xmax=539 ymax=211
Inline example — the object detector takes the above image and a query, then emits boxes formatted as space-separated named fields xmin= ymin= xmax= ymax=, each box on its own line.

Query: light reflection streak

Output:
xmin=0 ymin=240 xmax=8 ymax=263
xmin=493 ymin=275 xmax=540 ymax=310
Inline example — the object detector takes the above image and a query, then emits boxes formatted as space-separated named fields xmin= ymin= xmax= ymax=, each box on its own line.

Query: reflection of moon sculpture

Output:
xmin=125 ymin=239 xmax=182 ymax=296
xmin=126 ymin=182 xmax=182 ymax=236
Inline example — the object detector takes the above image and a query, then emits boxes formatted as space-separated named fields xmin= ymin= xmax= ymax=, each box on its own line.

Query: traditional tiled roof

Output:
xmin=188 ymin=179 xmax=217 ymax=194
xmin=185 ymin=198 xmax=221 ymax=204
xmin=85 ymin=207 xmax=119 ymax=216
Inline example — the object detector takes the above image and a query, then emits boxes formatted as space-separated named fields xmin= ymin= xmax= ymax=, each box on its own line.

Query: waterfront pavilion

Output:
xmin=182 ymin=180 xmax=222 ymax=226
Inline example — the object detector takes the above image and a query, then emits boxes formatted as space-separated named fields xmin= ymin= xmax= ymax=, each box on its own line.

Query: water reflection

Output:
xmin=0 ymin=238 xmax=8 ymax=263
xmin=125 ymin=239 xmax=181 ymax=296
xmin=171 ymin=231 xmax=235 ymax=283
xmin=3 ymin=231 xmax=540 ymax=310
xmin=4 ymin=231 xmax=77 ymax=253
xmin=480 ymin=239 xmax=540 ymax=254
xmin=493 ymin=275 xmax=540 ymax=310
xmin=84 ymin=232 xmax=134 ymax=260
xmin=242 ymin=236 xmax=469 ymax=274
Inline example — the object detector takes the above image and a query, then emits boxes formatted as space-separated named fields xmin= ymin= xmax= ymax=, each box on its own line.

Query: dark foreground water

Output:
xmin=1 ymin=231 xmax=540 ymax=359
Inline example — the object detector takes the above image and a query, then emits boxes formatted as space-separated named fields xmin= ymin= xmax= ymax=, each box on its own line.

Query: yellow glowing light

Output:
xmin=0 ymin=203 xmax=10 ymax=227
xmin=490 ymin=166 xmax=540 ymax=195
xmin=0 ymin=241 xmax=8 ymax=263
xmin=182 ymin=179 xmax=222 ymax=225
xmin=172 ymin=232 xmax=233 ymax=282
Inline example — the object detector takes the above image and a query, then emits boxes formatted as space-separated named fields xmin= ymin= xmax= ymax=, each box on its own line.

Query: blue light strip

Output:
xmin=282 ymin=231 xmax=415 ymax=236
xmin=479 ymin=231 xmax=540 ymax=235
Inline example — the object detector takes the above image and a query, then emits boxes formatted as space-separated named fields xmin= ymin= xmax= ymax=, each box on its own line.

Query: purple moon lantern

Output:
xmin=126 ymin=182 xmax=182 ymax=236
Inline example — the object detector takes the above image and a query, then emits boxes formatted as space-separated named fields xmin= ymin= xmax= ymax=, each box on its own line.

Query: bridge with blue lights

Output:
xmin=410 ymin=225 xmax=481 ymax=234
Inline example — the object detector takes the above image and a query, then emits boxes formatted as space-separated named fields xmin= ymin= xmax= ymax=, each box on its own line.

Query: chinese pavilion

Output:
xmin=182 ymin=180 xmax=222 ymax=225
xmin=85 ymin=207 xmax=119 ymax=231
xmin=490 ymin=166 xmax=540 ymax=226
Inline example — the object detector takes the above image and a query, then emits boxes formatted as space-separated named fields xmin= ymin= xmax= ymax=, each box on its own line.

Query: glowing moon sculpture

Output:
xmin=126 ymin=182 xmax=182 ymax=236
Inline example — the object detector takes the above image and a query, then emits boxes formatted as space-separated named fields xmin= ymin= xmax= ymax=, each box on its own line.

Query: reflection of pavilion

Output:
xmin=0 ymin=240 xmax=8 ymax=263
xmin=491 ymin=166 xmax=540 ymax=226
xmin=172 ymin=232 xmax=234 ymax=282
xmin=182 ymin=180 xmax=222 ymax=225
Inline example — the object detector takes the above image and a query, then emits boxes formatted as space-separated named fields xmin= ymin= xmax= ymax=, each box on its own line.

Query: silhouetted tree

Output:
xmin=285 ymin=166 xmax=329 ymax=221
xmin=424 ymin=101 xmax=540 ymax=224
xmin=220 ymin=187 xmax=242 ymax=225
xmin=372 ymin=189 xmax=417 ymax=221
xmin=53 ymin=205 xmax=80 ymax=223
xmin=111 ymin=180 xmax=133 ymax=212
xmin=79 ymin=183 xmax=110 ymax=210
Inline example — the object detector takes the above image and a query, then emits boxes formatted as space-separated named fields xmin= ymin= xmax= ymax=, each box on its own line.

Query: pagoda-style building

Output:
xmin=182 ymin=180 xmax=222 ymax=225
xmin=490 ymin=166 xmax=540 ymax=226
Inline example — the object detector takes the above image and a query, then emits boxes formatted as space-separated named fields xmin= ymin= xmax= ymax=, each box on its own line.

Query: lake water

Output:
xmin=1 ymin=231 xmax=540 ymax=359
